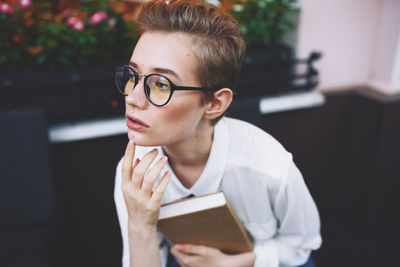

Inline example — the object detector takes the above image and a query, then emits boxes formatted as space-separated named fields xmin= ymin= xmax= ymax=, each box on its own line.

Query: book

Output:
xmin=157 ymin=192 xmax=253 ymax=254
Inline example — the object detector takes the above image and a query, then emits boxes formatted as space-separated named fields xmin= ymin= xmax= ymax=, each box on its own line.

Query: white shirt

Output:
xmin=114 ymin=117 xmax=322 ymax=267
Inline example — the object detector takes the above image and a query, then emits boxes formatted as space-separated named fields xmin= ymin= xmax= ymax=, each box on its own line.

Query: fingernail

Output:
xmin=128 ymin=140 xmax=133 ymax=148
xmin=152 ymin=148 xmax=158 ymax=154
xmin=174 ymin=244 xmax=184 ymax=250
xmin=162 ymin=156 xmax=168 ymax=162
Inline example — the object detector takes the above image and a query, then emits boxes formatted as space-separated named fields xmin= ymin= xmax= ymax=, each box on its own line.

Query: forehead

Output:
xmin=130 ymin=31 xmax=198 ymax=81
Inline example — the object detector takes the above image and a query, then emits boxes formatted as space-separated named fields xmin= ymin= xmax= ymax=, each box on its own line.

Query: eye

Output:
xmin=156 ymin=81 xmax=171 ymax=90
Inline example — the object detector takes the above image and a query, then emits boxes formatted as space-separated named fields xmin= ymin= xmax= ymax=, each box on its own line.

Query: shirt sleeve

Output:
xmin=253 ymin=161 xmax=322 ymax=267
xmin=113 ymin=158 xmax=169 ymax=267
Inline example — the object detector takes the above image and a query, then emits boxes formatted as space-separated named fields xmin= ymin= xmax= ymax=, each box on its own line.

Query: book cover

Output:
xmin=157 ymin=192 xmax=253 ymax=254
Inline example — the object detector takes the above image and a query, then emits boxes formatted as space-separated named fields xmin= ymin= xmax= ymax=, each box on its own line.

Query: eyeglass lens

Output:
xmin=116 ymin=67 xmax=135 ymax=95
xmin=116 ymin=66 xmax=172 ymax=106
xmin=145 ymin=75 xmax=171 ymax=105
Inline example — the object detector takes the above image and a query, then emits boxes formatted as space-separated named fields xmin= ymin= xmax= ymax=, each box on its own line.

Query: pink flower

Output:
xmin=72 ymin=19 xmax=85 ymax=31
xmin=0 ymin=3 xmax=14 ymax=14
xmin=90 ymin=11 xmax=107 ymax=25
xmin=19 ymin=0 xmax=33 ymax=9
xmin=66 ymin=17 xmax=85 ymax=31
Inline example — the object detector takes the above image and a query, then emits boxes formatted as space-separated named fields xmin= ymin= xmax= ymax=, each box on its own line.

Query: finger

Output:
xmin=131 ymin=148 xmax=158 ymax=190
xmin=133 ymin=158 xmax=140 ymax=169
xmin=170 ymin=246 xmax=188 ymax=262
xmin=141 ymin=156 xmax=168 ymax=195
xmin=151 ymin=171 xmax=171 ymax=204
xmin=121 ymin=140 xmax=135 ymax=186
xmin=174 ymin=244 xmax=208 ymax=255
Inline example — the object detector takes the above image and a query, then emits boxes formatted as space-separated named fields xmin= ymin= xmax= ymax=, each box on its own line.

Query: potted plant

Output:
xmin=0 ymin=0 xmax=138 ymax=123
xmin=230 ymin=0 xmax=300 ymax=97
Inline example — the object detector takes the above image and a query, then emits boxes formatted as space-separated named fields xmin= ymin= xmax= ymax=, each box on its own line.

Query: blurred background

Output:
xmin=0 ymin=0 xmax=399 ymax=266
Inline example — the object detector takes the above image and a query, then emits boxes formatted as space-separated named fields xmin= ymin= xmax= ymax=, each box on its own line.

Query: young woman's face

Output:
xmin=125 ymin=31 xmax=209 ymax=146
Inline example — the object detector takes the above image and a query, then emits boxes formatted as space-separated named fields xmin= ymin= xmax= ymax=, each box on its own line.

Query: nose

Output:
xmin=125 ymin=76 xmax=149 ymax=109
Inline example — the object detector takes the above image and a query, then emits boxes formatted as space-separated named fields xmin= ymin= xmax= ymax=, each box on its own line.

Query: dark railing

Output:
xmin=237 ymin=46 xmax=321 ymax=97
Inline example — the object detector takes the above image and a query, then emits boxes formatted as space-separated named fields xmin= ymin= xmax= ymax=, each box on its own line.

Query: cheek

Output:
xmin=161 ymin=105 xmax=201 ymax=127
xmin=157 ymin=101 xmax=204 ymax=140
xmin=160 ymin=92 xmax=204 ymax=121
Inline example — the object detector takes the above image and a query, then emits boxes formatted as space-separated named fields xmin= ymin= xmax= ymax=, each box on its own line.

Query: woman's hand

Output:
xmin=122 ymin=140 xmax=170 ymax=267
xmin=122 ymin=140 xmax=171 ymax=231
xmin=170 ymin=244 xmax=256 ymax=267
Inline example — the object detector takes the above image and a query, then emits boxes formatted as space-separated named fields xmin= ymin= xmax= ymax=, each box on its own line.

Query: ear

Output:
xmin=203 ymin=88 xmax=233 ymax=120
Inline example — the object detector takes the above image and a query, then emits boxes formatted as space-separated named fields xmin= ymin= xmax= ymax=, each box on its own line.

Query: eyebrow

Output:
xmin=129 ymin=61 xmax=180 ymax=80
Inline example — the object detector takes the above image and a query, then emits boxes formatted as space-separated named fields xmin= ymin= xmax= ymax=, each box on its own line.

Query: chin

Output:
xmin=127 ymin=132 xmax=163 ymax=147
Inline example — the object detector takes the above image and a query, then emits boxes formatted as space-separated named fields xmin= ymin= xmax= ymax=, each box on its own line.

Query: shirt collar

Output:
xmin=162 ymin=118 xmax=229 ymax=202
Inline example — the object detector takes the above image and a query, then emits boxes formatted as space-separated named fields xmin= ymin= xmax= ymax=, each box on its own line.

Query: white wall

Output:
xmin=297 ymin=0 xmax=400 ymax=94
xmin=369 ymin=0 xmax=400 ymax=94
xmin=392 ymin=30 xmax=400 ymax=87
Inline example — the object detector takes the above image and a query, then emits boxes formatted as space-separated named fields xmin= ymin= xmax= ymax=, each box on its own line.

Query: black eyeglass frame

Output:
xmin=115 ymin=65 xmax=218 ymax=106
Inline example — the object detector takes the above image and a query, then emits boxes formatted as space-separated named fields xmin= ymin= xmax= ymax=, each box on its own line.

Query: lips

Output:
xmin=126 ymin=114 xmax=149 ymax=130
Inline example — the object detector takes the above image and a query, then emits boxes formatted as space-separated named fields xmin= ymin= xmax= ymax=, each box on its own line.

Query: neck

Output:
xmin=162 ymin=120 xmax=214 ymax=188
xmin=163 ymin=119 xmax=214 ymax=166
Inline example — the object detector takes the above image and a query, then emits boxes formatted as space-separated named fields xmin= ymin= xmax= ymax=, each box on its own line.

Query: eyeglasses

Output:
xmin=115 ymin=65 xmax=217 ymax=106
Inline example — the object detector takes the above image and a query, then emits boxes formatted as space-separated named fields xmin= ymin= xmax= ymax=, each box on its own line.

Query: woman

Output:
xmin=114 ymin=1 xmax=321 ymax=266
